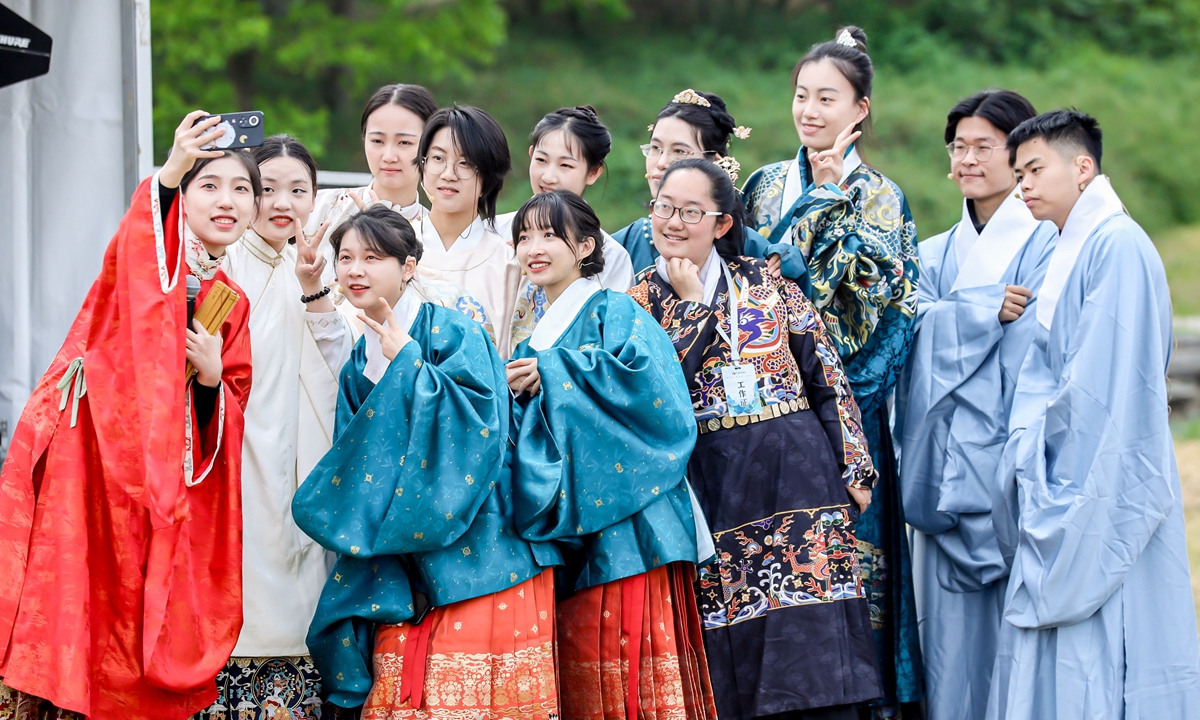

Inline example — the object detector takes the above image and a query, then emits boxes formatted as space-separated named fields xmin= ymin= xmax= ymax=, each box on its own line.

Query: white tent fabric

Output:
xmin=0 ymin=0 xmax=152 ymax=458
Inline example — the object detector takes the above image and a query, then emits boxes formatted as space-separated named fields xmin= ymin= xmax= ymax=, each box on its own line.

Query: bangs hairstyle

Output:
xmin=254 ymin=134 xmax=318 ymax=189
xmin=330 ymin=204 xmax=424 ymax=265
xmin=419 ymin=105 xmax=512 ymax=223
xmin=657 ymin=158 xmax=745 ymax=260
xmin=945 ymin=89 xmax=1038 ymax=144
xmin=530 ymin=105 xmax=612 ymax=174
xmin=512 ymin=190 xmax=606 ymax=278
xmin=180 ymin=149 xmax=263 ymax=199
xmin=1006 ymin=109 xmax=1103 ymax=171
xmin=792 ymin=26 xmax=874 ymax=137
xmin=360 ymin=83 xmax=438 ymax=135
xmin=654 ymin=90 xmax=737 ymax=157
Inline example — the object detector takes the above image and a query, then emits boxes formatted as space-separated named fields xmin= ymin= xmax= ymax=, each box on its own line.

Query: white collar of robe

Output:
xmin=528 ymin=277 xmax=603 ymax=352
xmin=656 ymin=246 xmax=724 ymax=307
xmin=1036 ymin=175 xmax=1125 ymax=329
xmin=950 ymin=189 xmax=1043 ymax=292
xmin=363 ymin=280 xmax=425 ymax=384
xmin=779 ymin=144 xmax=863 ymax=230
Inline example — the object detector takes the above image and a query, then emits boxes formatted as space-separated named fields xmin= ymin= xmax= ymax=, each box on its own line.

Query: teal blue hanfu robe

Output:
xmin=292 ymin=288 xmax=544 ymax=708
xmin=987 ymin=176 xmax=1200 ymax=720
xmin=744 ymin=145 xmax=924 ymax=709
xmin=509 ymin=279 xmax=706 ymax=589
xmin=894 ymin=190 xmax=1056 ymax=720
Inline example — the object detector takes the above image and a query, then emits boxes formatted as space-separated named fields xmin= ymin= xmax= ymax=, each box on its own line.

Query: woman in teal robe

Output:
xmin=292 ymin=206 xmax=556 ymax=717
xmin=741 ymin=28 xmax=922 ymax=715
xmin=506 ymin=190 xmax=719 ymax=720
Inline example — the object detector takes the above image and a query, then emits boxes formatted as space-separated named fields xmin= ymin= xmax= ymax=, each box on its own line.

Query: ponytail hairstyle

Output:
xmin=330 ymin=204 xmax=424 ymax=265
xmin=530 ymin=105 xmax=612 ymax=176
xmin=653 ymin=90 xmax=737 ymax=157
xmin=512 ymin=190 xmax=606 ymax=279
xmin=253 ymin=134 xmax=318 ymax=190
xmin=792 ymin=26 xmax=874 ymax=137
xmin=418 ymin=105 xmax=512 ymax=224
xmin=657 ymin=158 xmax=745 ymax=259
xmin=360 ymin=83 xmax=438 ymax=136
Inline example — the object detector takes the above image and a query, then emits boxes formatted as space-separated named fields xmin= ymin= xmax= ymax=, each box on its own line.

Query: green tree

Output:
xmin=151 ymin=0 xmax=508 ymax=167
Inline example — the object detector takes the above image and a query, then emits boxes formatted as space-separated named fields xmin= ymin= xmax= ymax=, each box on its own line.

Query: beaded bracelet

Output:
xmin=301 ymin=286 xmax=332 ymax=304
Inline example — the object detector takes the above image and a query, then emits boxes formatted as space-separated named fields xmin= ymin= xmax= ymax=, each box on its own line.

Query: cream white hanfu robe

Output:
xmin=413 ymin=215 xmax=521 ymax=356
xmin=895 ymin=190 xmax=1056 ymax=720
xmin=493 ymin=210 xmax=637 ymax=348
xmin=222 ymin=230 xmax=354 ymax=659
xmin=986 ymin=177 xmax=1200 ymax=720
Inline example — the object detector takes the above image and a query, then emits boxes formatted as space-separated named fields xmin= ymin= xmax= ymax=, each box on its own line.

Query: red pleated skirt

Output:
xmin=557 ymin=563 xmax=718 ymax=720
xmin=362 ymin=570 xmax=558 ymax=719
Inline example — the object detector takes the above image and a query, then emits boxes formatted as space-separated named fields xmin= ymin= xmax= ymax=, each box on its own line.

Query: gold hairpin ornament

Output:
xmin=716 ymin=156 xmax=742 ymax=183
xmin=734 ymin=126 xmax=752 ymax=140
xmin=672 ymin=89 xmax=711 ymax=107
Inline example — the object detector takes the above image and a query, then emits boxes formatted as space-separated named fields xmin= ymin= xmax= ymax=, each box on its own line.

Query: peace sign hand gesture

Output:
xmin=349 ymin=188 xmax=383 ymax=212
xmin=807 ymin=122 xmax=862 ymax=189
xmin=296 ymin=219 xmax=329 ymax=295
xmin=359 ymin=298 xmax=413 ymax=361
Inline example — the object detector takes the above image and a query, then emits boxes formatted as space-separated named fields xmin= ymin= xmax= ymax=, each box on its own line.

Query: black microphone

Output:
xmin=186 ymin=275 xmax=201 ymax=331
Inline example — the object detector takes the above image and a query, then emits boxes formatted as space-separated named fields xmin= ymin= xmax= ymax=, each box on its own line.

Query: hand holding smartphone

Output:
xmin=193 ymin=111 xmax=265 ymax=150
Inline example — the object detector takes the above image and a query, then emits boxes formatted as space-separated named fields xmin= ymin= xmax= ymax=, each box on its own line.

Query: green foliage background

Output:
xmin=151 ymin=0 xmax=1200 ymax=311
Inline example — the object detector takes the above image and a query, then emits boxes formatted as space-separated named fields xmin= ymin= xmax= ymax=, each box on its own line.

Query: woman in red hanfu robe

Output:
xmin=0 ymin=112 xmax=259 ymax=720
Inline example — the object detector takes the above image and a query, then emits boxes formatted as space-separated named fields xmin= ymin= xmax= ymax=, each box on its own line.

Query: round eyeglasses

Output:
xmin=946 ymin=142 xmax=1001 ymax=163
xmin=641 ymin=144 xmax=717 ymax=162
xmin=651 ymin=200 xmax=724 ymax=224
xmin=423 ymin=154 xmax=477 ymax=180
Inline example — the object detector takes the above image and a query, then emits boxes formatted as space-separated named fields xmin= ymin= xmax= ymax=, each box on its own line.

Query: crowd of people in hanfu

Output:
xmin=1 ymin=25 xmax=1197 ymax=720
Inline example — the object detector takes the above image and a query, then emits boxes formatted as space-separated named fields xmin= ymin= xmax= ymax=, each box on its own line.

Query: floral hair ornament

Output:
xmin=733 ymin=126 xmax=752 ymax=140
xmin=837 ymin=29 xmax=858 ymax=48
xmin=647 ymin=124 xmax=655 ymax=132
xmin=716 ymin=155 xmax=742 ymax=183
xmin=672 ymin=89 xmax=711 ymax=107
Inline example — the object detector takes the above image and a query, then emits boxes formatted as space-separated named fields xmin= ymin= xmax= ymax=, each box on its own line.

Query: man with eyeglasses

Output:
xmin=894 ymin=89 xmax=1058 ymax=720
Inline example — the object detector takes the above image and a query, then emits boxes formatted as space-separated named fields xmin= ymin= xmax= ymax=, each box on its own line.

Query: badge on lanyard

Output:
xmin=716 ymin=264 xmax=763 ymax=417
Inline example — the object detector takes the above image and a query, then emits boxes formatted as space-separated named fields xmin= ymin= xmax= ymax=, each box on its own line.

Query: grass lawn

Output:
xmin=1159 ymin=226 xmax=1200 ymax=316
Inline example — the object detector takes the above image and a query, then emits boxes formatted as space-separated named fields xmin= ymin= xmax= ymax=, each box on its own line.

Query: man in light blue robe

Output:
xmin=896 ymin=90 xmax=1057 ymax=720
xmin=986 ymin=109 xmax=1200 ymax=720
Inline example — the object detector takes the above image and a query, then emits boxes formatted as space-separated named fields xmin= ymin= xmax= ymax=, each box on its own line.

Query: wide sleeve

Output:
xmin=183 ymin=287 xmax=252 ymax=489
xmin=1003 ymin=230 xmax=1176 ymax=629
xmin=740 ymin=227 xmax=807 ymax=283
xmin=779 ymin=277 xmax=877 ymax=489
xmin=141 ymin=289 xmax=252 ymax=693
xmin=292 ymin=315 xmax=507 ymax=558
xmin=511 ymin=295 xmax=697 ymax=542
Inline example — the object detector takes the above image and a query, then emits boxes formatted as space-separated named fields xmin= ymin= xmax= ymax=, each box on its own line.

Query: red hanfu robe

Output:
xmin=0 ymin=175 xmax=252 ymax=719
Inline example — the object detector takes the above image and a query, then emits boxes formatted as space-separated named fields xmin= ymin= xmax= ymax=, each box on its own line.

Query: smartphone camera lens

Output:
xmin=249 ymin=115 xmax=260 ymax=127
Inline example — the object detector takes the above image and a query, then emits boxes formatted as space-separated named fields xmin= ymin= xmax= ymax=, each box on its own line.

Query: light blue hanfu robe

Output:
xmin=986 ymin=176 xmax=1200 ymax=720
xmin=611 ymin=215 xmax=797 ymax=280
xmin=292 ymin=286 xmax=546 ymax=708
xmin=894 ymin=190 xmax=1056 ymax=720
xmin=509 ymin=278 xmax=709 ymax=588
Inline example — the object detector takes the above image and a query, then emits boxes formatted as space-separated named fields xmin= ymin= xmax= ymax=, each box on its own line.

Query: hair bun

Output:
xmin=697 ymin=91 xmax=736 ymax=134
xmin=573 ymin=104 xmax=600 ymax=122
xmin=835 ymin=26 xmax=868 ymax=53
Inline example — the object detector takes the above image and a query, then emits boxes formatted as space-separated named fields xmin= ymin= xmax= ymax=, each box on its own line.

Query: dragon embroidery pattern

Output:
xmin=697 ymin=505 xmax=863 ymax=629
